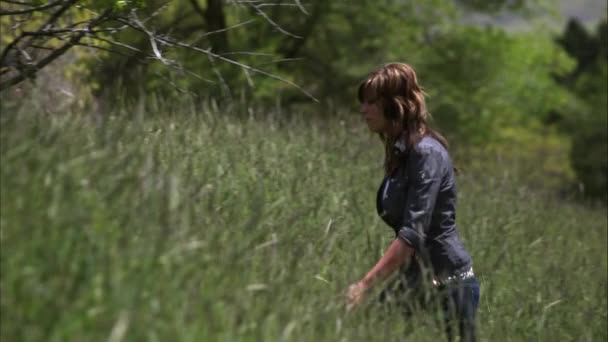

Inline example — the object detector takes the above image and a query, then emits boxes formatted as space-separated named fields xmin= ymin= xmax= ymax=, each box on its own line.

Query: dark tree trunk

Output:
xmin=189 ymin=0 xmax=229 ymax=53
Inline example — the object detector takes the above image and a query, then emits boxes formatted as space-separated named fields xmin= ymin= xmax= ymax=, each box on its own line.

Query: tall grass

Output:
xmin=1 ymin=105 xmax=606 ymax=341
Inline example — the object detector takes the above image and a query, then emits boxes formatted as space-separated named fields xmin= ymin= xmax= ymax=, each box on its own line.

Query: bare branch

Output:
xmin=0 ymin=7 xmax=110 ymax=91
xmin=75 ymin=41 xmax=132 ymax=58
xmin=163 ymin=37 xmax=316 ymax=101
xmin=113 ymin=15 xmax=317 ymax=101
xmin=140 ymin=1 xmax=170 ymax=24
xmin=88 ymin=35 xmax=216 ymax=85
xmin=0 ymin=32 xmax=84 ymax=90
xmin=0 ymin=0 xmax=63 ymax=16
xmin=128 ymin=11 xmax=173 ymax=65
xmin=18 ymin=27 xmax=121 ymax=37
xmin=293 ymin=0 xmax=309 ymax=15
xmin=28 ymin=44 xmax=55 ymax=51
xmin=153 ymin=71 xmax=198 ymax=96
xmin=0 ymin=0 xmax=78 ymax=67
xmin=254 ymin=57 xmax=303 ymax=66
xmin=242 ymin=67 xmax=254 ymax=87
xmin=18 ymin=0 xmax=80 ymax=53
xmin=218 ymin=51 xmax=275 ymax=56
xmin=0 ymin=2 xmax=106 ymax=68
xmin=0 ymin=0 xmax=35 ymax=6
xmin=205 ymin=47 xmax=231 ymax=97
xmin=249 ymin=3 xmax=301 ymax=39
xmin=253 ymin=3 xmax=300 ymax=9
xmin=33 ymin=0 xmax=80 ymax=31
xmin=278 ymin=1 xmax=326 ymax=59
xmin=0 ymin=2 xmax=316 ymax=101
xmin=88 ymin=35 xmax=146 ymax=54
xmin=67 ymin=16 xmax=127 ymax=31
xmin=189 ymin=19 xmax=256 ymax=45
xmin=166 ymin=62 xmax=216 ymax=85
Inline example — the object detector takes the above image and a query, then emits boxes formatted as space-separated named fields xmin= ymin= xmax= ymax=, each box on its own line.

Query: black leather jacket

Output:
xmin=376 ymin=136 xmax=472 ymax=281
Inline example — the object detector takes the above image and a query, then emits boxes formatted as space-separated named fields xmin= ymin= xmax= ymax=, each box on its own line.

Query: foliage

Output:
xmin=1 ymin=105 xmax=606 ymax=341
xmin=555 ymin=18 xmax=608 ymax=200
xmin=0 ymin=0 xmax=143 ymax=91
xmin=80 ymin=0 xmax=578 ymax=146
xmin=569 ymin=64 xmax=608 ymax=200
xmin=1 ymin=1 xmax=578 ymax=134
xmin=1 ymin=2 xmax=606 ymax=340
xmin=0 ymin=0 xmax=317 ymax=102
xmin=414 ymin=25 xmax=575 ymax=146
xmin=77 ymin=2 xmax=449 ymax=100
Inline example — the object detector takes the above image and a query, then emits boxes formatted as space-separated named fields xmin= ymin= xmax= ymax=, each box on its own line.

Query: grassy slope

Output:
xmin=1 ymin=108 xmax=606 ymax=341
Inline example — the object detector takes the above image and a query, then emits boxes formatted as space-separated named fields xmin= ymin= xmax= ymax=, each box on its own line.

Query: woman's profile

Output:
xmin=346 ymin=63 xmax=480 ymax=341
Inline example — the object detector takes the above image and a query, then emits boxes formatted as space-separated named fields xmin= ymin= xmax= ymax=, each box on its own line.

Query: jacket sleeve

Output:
xmin=397 ymin=147 xmax=444 ymax=252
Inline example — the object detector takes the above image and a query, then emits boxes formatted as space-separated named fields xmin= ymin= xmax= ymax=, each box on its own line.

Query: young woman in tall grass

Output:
xmin=347 ymin=63 xmax=480 ymax=341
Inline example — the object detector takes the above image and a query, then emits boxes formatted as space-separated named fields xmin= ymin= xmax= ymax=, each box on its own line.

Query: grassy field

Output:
xmin=1 ymin=105 xmax=606 ymax=341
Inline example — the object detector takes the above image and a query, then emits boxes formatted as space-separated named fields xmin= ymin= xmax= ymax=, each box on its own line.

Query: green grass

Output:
xmin=1 ymin=106 xmax=606 ymax=341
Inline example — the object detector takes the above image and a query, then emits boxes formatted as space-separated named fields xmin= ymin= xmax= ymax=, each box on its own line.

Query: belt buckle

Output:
xmin=434 ymin=267 xmax=474 ymax=287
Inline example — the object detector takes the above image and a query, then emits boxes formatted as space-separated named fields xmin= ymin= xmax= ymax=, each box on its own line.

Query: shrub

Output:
xmin=570 ymin=113 xmax=608 ymax=201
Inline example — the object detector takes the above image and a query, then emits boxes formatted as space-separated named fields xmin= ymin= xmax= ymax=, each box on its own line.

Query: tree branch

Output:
xmin=0 ymin=0 xmax=63 ymax=16
xmin=188 ymin=19 xmax=255 ymax=45
xmin=0 ymin=0 xmax=36 ymax=6
xmin=0 ymin=32 xmax=84 ymax=90
xmin=162 ymin=36 xmax=316 ymax=101
xmin=248 ymin=3 xmax=301 ymax=39
xmin=87 ymin=35 xmax=215 ymax=85
xmin=278 ymin=1 xmax=326 ymax=59
xmin=0 ymin=7 xmax=110 ymax=91
xmin=0 ymin=2 xmax=316 ymax=101
xmin=113 ymin=15 xmax=317 ymax=101
xmin=128 ymin=11 xmax=173 ymax=65
xmin=75 ymin=41 xmax=131 ymax=58
xmin=0 ymin=0 xmax=80 ymax=65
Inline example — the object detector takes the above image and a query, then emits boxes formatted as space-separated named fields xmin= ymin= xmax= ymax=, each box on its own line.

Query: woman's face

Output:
xmin=360 ymin=98 xmax=388 ymax=134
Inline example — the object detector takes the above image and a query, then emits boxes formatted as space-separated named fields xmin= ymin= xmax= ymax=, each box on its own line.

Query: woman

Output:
xmin=346 ymin=63 xmax=480 ymax=341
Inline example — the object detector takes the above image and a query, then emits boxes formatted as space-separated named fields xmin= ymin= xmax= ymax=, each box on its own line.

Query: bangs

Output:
xmin=357 ymin=75 xmax=383 ymax=103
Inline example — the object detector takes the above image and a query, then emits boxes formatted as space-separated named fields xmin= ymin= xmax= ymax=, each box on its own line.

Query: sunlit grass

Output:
xmin=1 ymin=106 xmax=606 ymax=341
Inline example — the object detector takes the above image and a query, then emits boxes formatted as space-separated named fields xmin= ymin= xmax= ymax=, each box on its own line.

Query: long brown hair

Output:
xmin=357 ymin=63 xmax=449 ymax=175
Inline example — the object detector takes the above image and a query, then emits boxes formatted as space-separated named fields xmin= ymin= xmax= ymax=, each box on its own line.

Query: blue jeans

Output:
xmin=438 ymin=277 xmax=480 ymax=342
xmin=378 ymin=276 xmax=480 ymax=342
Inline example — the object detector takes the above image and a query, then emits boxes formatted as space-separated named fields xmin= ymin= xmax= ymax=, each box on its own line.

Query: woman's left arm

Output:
xmin=347 ymin=238 xmax=414 ymax=309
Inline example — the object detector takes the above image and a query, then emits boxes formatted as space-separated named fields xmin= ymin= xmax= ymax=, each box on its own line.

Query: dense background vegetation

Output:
xmin=2 ymin=0 xmax=606 ymax=198
xmin=1 ymin=0 xmax=607 ymax=341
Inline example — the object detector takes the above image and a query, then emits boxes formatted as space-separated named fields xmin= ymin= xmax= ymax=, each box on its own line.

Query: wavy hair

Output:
xmin=357 ymin=63 xmax=449 ymax=175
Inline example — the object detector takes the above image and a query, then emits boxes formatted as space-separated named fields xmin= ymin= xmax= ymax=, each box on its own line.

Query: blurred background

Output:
xmin=1 ymin=0 xmax=606 ymax=201
xmin=0 ymin=1 xmax=607 ymax=341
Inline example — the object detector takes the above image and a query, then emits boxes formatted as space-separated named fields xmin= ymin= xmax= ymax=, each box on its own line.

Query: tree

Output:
xmin=0 ymin=0 xmax=316 ymax=100
xmin=555 ymin=18 xmax=608 ymax=200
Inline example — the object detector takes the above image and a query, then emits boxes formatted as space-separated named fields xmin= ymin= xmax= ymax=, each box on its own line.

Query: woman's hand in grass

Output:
xmin=346 ymin=280 xmax=369 ymax=311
